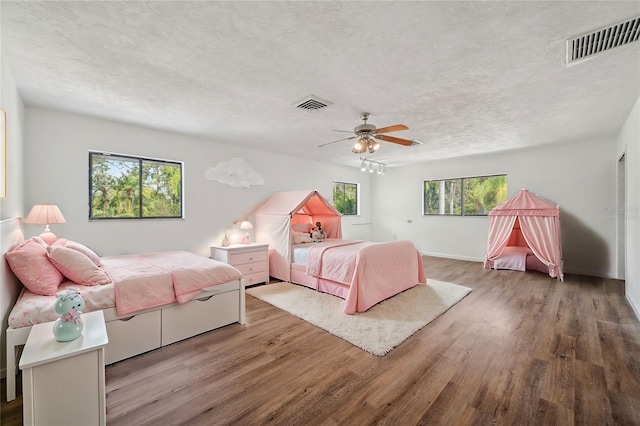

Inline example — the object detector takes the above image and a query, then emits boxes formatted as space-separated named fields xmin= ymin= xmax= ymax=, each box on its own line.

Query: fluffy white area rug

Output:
xmin=246 ymin=280 xmax=472 ymax=356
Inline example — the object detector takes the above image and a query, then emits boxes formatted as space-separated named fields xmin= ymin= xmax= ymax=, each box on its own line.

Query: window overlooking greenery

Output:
xmin=89 ymin=152 xmax=183 ymax=219
xmin=423 ymin=174 xmax=507 ymax=216
xmin=333 ymin=181 xmax=358 ymax=215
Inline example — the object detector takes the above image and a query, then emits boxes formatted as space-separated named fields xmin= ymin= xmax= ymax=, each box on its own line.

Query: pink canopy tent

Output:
xmin=484 ymin=189 xmax=564 ymax=280
xmin=254 ymin=190 xmax=342 ymax=282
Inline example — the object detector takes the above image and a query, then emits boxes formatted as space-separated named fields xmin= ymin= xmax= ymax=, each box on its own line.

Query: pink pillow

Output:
xmin=52 ymin=238 xmax=68 ymax=247
xmin=291 ymin=223 xmax=311 ymax=233
xmin=6 ymin=238 xmax=64 ymax=295
xmin=47 ymin=246 xmax=111 ymax=286
xmin=65 ymin=241 xmax=102 ymax=267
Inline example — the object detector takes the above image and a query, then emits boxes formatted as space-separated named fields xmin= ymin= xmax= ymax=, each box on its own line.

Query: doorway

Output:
xmin=618 ymin=153 xmax=626 ymax=280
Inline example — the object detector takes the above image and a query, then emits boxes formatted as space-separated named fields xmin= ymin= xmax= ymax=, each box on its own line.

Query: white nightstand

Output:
xmin=19 ymin=310 xmax=109 ymax=426
xmin=211 ymin=243 xmax=269 ymax=287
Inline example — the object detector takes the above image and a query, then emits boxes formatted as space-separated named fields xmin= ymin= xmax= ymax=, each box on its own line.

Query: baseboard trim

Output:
xmin=419 ymin=251 xmax=483 ymax=263
xmin=627 ymin=294 xmax=640 ymax=321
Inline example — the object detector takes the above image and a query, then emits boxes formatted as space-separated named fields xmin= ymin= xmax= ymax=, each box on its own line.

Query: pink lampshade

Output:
xmin=25 ymin=204 xmax=66 ymax=245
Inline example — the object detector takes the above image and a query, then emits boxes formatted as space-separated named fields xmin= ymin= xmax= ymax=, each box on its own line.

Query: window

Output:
xmin=333 ymin=181 xmax=358 ymax=215
xmin=423 ymin=174 xmax=507 ymax=216
xmin=89 ymin=152 xmax=183 ymax=219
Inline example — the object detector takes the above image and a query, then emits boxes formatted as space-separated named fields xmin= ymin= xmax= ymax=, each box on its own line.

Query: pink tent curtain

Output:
xmin=484 ymin=189 xmax=563 ymax=281
xmin=483 ymin=216 xmax=517 ymax=268
xmin=519 ymin=216 xmax=562 ymax=279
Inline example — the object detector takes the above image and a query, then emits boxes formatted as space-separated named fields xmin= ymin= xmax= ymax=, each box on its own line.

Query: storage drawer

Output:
xmin=229 ymin=250 xmax=267 ymax=265
xmin=244 ymin=271 xmax=269 ymax=286
xmin=105 ymin=310 xmax=161 ymax=365
xmin=234 ymin=260 xmax=268 ymax=276
xmin=162 ymin=290 xmax=240 ymax=346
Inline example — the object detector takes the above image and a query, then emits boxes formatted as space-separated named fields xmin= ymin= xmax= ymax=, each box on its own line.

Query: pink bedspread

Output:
xmin=103 ymin=251 xmax=242 ymax=315
xmin=306 ymin=240 xmax=426 ymax=314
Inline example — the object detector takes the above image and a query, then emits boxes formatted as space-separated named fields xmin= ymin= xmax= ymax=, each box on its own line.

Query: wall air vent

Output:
xmin=567 ymin=15 xmax=640 ymax=65
xmin=293 ymin=95 xmax=332 ymax=111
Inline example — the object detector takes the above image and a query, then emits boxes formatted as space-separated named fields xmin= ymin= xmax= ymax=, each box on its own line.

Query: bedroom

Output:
xmin=1 ymin=1 xmax=640 ymax=424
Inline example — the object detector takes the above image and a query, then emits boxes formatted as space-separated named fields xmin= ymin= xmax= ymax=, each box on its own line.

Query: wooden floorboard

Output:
xmin=2 ymin=256 xmax=639 ymax=425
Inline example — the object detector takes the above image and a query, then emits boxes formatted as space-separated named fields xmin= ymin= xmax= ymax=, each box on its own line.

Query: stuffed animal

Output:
xmin=52 ymin=289 xmax=85 ymax=342
xmin=312 ymin=222 xmax=327 ymax=240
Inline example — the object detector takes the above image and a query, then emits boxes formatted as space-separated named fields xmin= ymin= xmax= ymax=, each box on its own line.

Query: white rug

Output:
xmin=246 ymin=280 xmax=472 ymax=356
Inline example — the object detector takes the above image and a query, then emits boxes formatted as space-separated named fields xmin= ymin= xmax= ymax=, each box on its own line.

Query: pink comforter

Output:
xmin=103 ymin=251 xmax=242 ymax=315
xmin=306 ymin=240 xmax=426 ymax=314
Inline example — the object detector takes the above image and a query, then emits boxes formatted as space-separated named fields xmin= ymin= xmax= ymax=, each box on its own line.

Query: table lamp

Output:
xmin=24 ymin=204 xmax=66 ymax=245
xmin=240 ymin=220 xmax=253 ymax=244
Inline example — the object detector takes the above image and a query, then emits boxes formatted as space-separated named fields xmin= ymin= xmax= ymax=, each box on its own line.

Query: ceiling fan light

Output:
xmin=368 ymin=141 xmax=381 ymax=153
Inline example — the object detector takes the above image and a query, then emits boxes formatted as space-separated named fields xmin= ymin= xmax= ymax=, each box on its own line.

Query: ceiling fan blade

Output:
xmin=375 ymin=124 xmax=408 ymax=134
xmin=374 ymin=134 xmax=413 ymax=146
xmin=317 ymin=135 xmax=357 ymax=148
xmin=332 ymin=129 xmax=355 ymax=133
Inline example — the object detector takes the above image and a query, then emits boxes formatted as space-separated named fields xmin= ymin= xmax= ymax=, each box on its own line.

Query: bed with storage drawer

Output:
xmin=4 ymin=237 xmax=245 ymax=402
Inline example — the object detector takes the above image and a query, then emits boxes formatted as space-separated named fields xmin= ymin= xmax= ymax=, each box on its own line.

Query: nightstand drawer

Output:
xmin=229 ymin=250 xmax=268 ymax=265
xmin=234 ymin=260 xmax=268 ymax=276
xmin=244 ymin=271 xmax=269 ymax=286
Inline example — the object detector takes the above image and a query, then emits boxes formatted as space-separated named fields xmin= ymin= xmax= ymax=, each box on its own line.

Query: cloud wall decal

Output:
xmin=205 ymin=157 xmax=264 ymax=188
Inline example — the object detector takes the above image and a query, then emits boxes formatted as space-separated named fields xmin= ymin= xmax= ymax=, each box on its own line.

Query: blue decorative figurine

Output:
xmin=52 ymin=289 xmax=85 ymax=342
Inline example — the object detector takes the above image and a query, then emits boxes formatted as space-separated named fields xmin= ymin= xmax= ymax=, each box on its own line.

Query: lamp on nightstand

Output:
xmin=240 ymin=220 xmax=253 ymax=244
xmin=24 ymin=204 xmax=66 ymax=245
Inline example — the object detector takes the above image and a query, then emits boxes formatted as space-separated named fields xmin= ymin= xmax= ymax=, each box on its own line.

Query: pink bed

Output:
xmin=8 ymin=250 xmax=243 ymax=328
xmin=290 ymin=239 xmax=426 ymax=314
xmin=5 ymin=243 xmax=244 ymax=403
xmin=490 ymin=246 xmax=549 ymax=274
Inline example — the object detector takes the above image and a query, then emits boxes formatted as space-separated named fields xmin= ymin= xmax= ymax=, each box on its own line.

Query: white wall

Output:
xmin=0 ymin=54 xmax=27 ymax=379
xmin=371 ymin=136 xmax=619 ymax=279
xmin=24 ymin=107 xmax=372 ymax=257
xmin=617 ymin=95 xmax=639 ymax=318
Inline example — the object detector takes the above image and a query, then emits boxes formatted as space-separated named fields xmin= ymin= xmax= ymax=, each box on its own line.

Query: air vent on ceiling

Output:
xmin=566 ymin=15 xmax=640 ymax=65
xmin=293 ymin=95 xmax=332 ymax=111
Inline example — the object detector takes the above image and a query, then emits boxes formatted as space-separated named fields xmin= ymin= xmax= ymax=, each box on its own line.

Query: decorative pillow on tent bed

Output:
xmin=292 ymin=231 xmax=314 ymax=244
xmin=291 ymin=223 xmax=312 ymax=234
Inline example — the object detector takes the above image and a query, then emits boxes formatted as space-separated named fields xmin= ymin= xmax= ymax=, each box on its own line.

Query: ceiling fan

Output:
xmin=318 ymin=112 xmax=412 ymax=154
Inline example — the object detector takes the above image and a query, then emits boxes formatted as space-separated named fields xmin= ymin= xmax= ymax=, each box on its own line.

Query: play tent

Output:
xmin=484 ymin=189 xmax=564 ymax=280
xmin=254 ymin=190 xmax=342 ymax=281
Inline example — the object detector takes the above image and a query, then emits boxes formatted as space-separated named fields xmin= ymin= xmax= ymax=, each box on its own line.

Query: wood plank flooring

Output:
xmin=2 ymin=256 xmax=639 ymax=425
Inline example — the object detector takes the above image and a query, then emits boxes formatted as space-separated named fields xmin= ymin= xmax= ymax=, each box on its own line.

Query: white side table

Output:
xmin=19 ymin=310 xmax=109 ymax=426
xmin=211 ymin=243 xmax=269 ymax=286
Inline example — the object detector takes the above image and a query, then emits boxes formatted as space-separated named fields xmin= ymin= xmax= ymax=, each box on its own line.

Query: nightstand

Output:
xmin=19 ymin=310 xmax=109 ymax=426
xmin=211 ymin=243 xmax=269 ymax=287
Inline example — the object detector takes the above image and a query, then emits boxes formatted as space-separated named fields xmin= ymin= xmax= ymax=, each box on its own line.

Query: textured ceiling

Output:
xmin=1 ymin=1 xmax=639 ymax=168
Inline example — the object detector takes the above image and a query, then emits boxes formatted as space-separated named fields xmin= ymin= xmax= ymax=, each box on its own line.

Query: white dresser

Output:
xmin=211 ymin=243 xmax=269 ymax=287
xmin=19 ymin=310 xmax=108 ymax=426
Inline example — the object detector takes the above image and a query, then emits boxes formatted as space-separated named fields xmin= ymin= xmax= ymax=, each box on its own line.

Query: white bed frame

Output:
xmin=6 ymin=279 xmax=245 ymax=402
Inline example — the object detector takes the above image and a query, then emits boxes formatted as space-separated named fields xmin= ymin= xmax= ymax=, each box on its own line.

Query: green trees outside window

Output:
xmin=333 ymin=182 xmax=358 ymax=215
xmin=89 ymin=152 xmax=183 ymax=219
xmin=424 ymin=175 xmax=507 ymax=216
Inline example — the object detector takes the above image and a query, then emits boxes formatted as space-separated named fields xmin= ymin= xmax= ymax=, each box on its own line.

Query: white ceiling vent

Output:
xmin=293 ymin=95 xmax=332 ymax=111
xmin=567 ymin=15 xmax=640 ymax=65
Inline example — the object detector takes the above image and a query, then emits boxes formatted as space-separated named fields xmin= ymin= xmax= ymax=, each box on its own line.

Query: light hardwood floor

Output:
xmin=2 ymin=256 xmax=639 ymax=425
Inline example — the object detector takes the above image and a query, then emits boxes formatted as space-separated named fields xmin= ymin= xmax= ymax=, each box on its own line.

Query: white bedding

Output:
xmin=292 ymin=238 xmax=341 ymax=265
